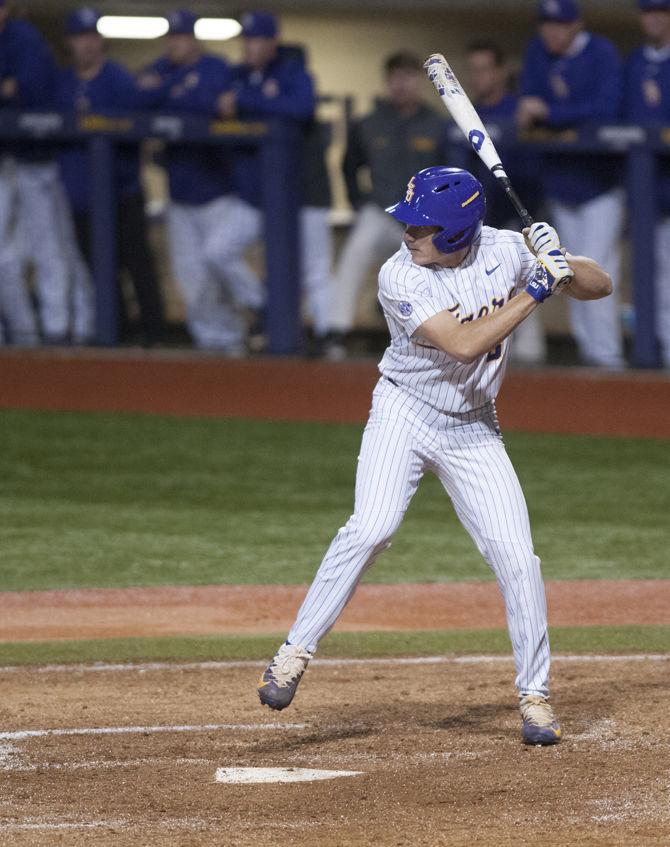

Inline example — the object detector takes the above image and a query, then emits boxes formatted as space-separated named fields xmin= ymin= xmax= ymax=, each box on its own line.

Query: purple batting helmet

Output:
xmin=386 ymin=167 xmax=486 ymax=254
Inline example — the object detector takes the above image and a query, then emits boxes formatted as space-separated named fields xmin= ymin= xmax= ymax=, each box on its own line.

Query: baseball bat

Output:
xmin=423 ymin=53 xmax=533 ymax=229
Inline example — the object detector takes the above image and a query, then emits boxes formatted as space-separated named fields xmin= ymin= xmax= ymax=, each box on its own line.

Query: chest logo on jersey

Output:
xmin=398 ymin=301 xmax=413 ymax=316
xmin=550 ymin=74 xmax=569 ymax=100
xmin=449 ymin=287 xmax=515 ymax=323
xmin=405 ymin=176 xmax=416 ymax=203
xmin=643 ymin=78 xmax=662 ymax=108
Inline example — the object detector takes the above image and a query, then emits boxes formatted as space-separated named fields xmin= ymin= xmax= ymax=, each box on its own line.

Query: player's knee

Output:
xmin=203 ymin=239 xmax=237 ymax=271
xmin=482 ymin=540 xmax=540 ymax=580
xmin=343 ymin=513 xmax=398 ymax=554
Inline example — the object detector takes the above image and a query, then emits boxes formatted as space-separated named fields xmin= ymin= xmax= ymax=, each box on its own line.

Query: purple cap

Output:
xmin=537 ymin=0 xmax=580 ymax=22
xmin=240 ymin=11 xmax=278 ymax=38
xmin=65 ymin=7 xmax=100 ymax=35
xmin=167 ymin=9 xmax=197 ymax=35
xmin=639 ymin=0 xmax=670 ymax=10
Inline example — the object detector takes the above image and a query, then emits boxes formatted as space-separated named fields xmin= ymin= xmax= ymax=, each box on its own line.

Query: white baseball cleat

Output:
xmin=257 ymin=642 xmax=313 ymax=710
xmin=519 ymin=694 xmax=562 ymax=745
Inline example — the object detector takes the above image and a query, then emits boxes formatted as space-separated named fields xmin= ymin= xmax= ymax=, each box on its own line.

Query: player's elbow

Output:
xmin=425 ymin=331 xmax=479 ymax=363
xmin=452 ymin=345 xmax=478 ymax=364
xmin=580 ymin=270 xmax=613 ymax=300
xmin=435 ymin=337 xmax=479 ymax=364
xmin=598 ymin=272 xmax=613 ymax=298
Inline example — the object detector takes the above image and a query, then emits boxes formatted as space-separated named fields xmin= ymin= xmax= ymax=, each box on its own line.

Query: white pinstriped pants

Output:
xmin=289 ymin=378 xmax=551 ymax=697
xmin=210 ymin=198 xmax=333 ymax=336
xmin=15 ymin=161 xmax=74 ymax=339
xmin=0 ymin=157 xmax=38 ymax=345
xmin=550 ymin=189 xmax=625 ymax=368
xmin=167 ymin=196 xmax=248 ymax=349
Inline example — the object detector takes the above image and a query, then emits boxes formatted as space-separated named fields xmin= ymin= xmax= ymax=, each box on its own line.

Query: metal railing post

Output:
xmin=88 ymin=135 xmax=117 ymax=346
xmin=627 ymin=142 xmax=659 ymax=367
xmin=260 ymin=120 xmax=302 ymax=354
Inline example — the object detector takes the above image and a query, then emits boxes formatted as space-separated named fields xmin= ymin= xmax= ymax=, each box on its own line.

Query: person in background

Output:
xmin=216 ymin=12 xmax=330 ymax=353
xmin=136 ymin=10 xmax=240 ymax=353
xmin=57 ymin=7 xmax=164 ymax=346
xmin=624 ymin=0 xmax=670 ymax=368
xmin=0 ymin=0 xmax=66 ymax=345
xmin=465 ymin=40 xmax=546 ymax=366
xmin=324 ymin=52 xmax=449 ymax=360
xmin=517 ymin=0 xmax=624 ymax=368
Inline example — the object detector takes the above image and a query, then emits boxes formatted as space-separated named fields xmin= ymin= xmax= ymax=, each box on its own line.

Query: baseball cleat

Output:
xmin=519 ymin=695 xmax=562 ymax=745
xmin=258 ymin=642 xmax=313 ymax=711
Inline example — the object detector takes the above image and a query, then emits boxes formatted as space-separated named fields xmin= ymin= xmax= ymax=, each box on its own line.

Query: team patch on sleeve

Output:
xmin=398 ymin=302 xmax=413 ymax=317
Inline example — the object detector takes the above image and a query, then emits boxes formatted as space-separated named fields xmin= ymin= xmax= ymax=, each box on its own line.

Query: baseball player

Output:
xmin=57 ymin=7 xmax=165 ymax=346
xmin=624 ymin=0 xmax=670 ymax=367
xmin=517 ymin=0 xmax=624 ymax=369
xmin=135 ymin=10 xmax=240 ymax=352
xmin=465 ymin=40 xmax=546 ymax=366
xmin=0 ymin=0 xmax=61 ymax=345
xmin=258 ymin=166 xmax=613 ymax=745
xmin=215 ymin=12 xmax=329 ymax=348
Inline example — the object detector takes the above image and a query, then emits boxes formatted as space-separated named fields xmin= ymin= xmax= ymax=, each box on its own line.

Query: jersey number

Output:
xmin=486 ymin=343 xmax=502 ymax=362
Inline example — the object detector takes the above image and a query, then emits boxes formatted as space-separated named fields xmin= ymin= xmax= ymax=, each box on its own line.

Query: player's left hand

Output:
xmin=523 ymin=222 xmax=562 ymax=256
xmin=525 ymin=250 xmax=574 ymax=303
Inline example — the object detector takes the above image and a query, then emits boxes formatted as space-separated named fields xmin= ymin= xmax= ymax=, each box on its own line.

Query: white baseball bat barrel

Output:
xmin=423 ymin=53 xmax=534 ymax=228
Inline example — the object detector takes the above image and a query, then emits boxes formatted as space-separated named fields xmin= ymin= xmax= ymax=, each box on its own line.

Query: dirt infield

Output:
xmin=1 ymin=349 xmax=670 ymax=437
xmin=1 ymin=580 xmax=669 ymax=642
xmin=2 ymin=657 xmax=669 ymax=846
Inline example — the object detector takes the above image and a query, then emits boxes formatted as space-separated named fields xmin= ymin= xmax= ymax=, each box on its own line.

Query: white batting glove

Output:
xmin=523 ymin=222 xmax=562 ymax=256
xmin=525 ymin=249 xmax=574 ymax=303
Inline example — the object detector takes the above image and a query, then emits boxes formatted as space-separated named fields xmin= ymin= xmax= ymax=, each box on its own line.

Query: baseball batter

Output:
xmin=258 ymin=167 xmax=613 ymax=745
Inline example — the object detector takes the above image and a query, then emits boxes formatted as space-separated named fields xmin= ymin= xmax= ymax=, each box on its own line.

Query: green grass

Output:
xmin=1 ymin=626 xmax=668 ymax=667
xmin=0 ymin=409 xmax=668 ymax=591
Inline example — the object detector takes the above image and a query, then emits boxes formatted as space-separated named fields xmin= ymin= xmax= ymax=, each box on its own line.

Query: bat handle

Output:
xmin=497 ymin=175 xmax=534 ymax=229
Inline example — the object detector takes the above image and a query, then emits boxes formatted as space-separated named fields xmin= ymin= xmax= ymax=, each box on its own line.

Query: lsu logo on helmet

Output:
xmin=405 ymin=176 xmax=416 ymax=203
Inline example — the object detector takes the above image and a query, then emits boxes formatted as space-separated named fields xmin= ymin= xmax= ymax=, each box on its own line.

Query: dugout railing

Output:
xmin=0 ymin=113 xmax=665 ymax=366
xmin=0 ymin=110 xmax=302 ymax=354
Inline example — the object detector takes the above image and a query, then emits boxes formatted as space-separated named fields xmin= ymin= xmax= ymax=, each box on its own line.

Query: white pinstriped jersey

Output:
xmin=378 ymin=226 xmax=537 ymax=413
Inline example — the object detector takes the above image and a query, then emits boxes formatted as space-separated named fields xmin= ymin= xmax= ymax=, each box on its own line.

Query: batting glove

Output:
xmin=525 ymin=249 xmax=574 ymax=303
xmin=523 ymin=222 xmax=562 ymax=256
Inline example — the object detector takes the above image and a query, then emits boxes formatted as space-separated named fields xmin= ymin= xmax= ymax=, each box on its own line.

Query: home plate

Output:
xmin=215 ymin=767 xmax=363 ymax=784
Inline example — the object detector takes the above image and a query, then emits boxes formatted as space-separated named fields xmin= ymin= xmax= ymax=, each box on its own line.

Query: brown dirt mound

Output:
xmin=2 ymin=658 xmax=669 ymax=846
xmin=1 ymin=580 xmax=669 ymax=642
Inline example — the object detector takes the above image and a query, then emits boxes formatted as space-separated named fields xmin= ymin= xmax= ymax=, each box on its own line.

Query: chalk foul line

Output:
xmin=0 ymin=654 xmax=667 ymax=675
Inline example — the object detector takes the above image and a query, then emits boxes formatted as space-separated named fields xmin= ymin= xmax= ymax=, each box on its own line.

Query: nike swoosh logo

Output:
xmin=485 ymin=264 xmax=501 ymax=276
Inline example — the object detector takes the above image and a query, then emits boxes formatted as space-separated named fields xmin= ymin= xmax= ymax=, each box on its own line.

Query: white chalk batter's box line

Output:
xmin=0 ymin=722 xmax=305 ymax=741
xmin=0 ymin=653 xmax=667 ymax=675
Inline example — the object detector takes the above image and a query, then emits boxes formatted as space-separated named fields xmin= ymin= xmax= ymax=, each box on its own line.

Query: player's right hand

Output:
xmin=523 ymin=222 xmax=562 ymax=256
xmin=525 ymin=250 xmax=574 ymax=303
